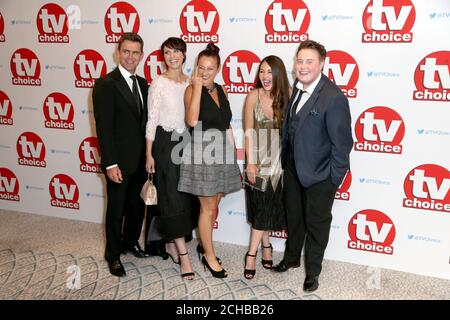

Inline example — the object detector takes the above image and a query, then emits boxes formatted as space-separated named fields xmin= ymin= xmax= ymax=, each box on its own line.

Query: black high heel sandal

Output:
xmin=167 ymin=241 xmax=180 ymax=265
xmin=179 ymin=252 xmax=195 ymax=280
xmin=244 ymin=252 xmax=256 ymax=280
xmin=196 ymin=243 xmax=222 ymax=264
xmin=201 ymin=256 xmax=227 ymax=278
xmin=261 ymin=243 xmax=273 ymax=269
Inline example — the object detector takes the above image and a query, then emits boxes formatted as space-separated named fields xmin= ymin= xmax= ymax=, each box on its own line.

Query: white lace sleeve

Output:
xmin=146 ymin=79 xmax=162 ymax=141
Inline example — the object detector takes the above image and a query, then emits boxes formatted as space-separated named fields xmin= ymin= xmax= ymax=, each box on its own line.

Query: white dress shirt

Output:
xmin=294 ymin=73 xmax=322 ymax=114
xmin=118 ymin=64 xmax=143 ymax=104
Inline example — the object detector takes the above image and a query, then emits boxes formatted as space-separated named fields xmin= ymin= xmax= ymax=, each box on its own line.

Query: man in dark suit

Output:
xmin=273 ymin=40 xmax=353 ymax=292
xmin=93 ymin=32 xmax=150 ymax=277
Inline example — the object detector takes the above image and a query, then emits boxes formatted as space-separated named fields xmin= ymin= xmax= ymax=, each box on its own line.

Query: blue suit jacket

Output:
xmin=282 ymin=74 xmax=353 ymax=188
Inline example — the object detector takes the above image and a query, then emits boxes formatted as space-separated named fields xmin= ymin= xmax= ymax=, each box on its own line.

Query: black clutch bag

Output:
xmin=243 ymin=170 xmax=268 ymax=192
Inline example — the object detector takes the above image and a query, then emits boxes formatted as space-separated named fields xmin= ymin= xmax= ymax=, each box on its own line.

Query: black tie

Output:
xmin=289 ymin=89 xmax=306 ymax=120
xmin=130 ymin=75 xmax=142 ymax=117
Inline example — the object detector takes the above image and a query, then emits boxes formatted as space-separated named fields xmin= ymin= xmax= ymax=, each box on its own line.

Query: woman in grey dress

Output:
xmin=178 ymin=43 xmax=241 ymax=278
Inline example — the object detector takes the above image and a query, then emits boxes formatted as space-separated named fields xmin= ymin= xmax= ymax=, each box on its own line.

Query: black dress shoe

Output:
xmin=272 ymin=260 xmax=300 ymax=273
xmin=124 ymin=244 xmax=150 ymax=258
xmin=303 ymin=275 xmax=319 ymax=292
xmin=145 ymin=242 xmax=169 ymax=260
xmin=108 ymin=259 xmax=126 ymax=277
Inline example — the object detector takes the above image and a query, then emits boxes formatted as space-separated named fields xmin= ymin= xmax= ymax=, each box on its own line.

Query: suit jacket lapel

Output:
xmin=296 ymin=74 xmax=325 ymax=130
xmin=111 ymin=68 xmax=141 ymax=121
xmin=137 ymin=76 xmax=148 ymax=127
xmin=287 ymin=79 xmax=299 ymax=116
xmin=283 ymin=79 xmax=299 ymax=137
xmin=137 ymin=76 xmax=148 ymax=112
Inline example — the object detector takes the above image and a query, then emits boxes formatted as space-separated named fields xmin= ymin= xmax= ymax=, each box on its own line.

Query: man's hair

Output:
xmin=296 ymin=40 xmax=326 ymax=61
xmin=118 ymin=32 xmax=144 ymax=52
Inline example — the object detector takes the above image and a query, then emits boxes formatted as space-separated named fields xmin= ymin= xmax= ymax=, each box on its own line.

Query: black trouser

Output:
xmin=283 ymin=156 xmax=338 ymax=277
xmin=105 ymin=169 xmax=146 ymax=261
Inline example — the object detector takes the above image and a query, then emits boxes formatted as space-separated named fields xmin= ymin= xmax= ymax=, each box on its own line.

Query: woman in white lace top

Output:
xmin=145 ymin=75 xmax=188 ymax=141
xmin=145 ymin=37 xmax=196 ymax=280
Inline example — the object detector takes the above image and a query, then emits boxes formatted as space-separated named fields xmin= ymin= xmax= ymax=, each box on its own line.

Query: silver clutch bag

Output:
xmin=140 ymin=174 xmax=157 ymax=205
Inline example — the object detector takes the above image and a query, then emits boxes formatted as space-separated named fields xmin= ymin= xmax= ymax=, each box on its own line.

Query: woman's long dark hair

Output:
xmin=254 ymin=55 xmax=290 ymax=129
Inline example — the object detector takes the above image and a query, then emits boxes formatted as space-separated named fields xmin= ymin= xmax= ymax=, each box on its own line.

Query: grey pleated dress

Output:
xmin=177 ymin=84 xmax=242 ymax=196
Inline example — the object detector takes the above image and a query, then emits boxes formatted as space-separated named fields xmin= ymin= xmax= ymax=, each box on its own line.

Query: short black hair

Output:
xmin=161 ymin=37 xmax=187 ymax=63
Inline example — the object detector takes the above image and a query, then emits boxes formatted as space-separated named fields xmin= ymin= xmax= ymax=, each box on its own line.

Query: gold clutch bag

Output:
xmin=140 ymin=174 xmax=157 ymax=205
xmin=243 ymin=170 xmax=268 ymax=192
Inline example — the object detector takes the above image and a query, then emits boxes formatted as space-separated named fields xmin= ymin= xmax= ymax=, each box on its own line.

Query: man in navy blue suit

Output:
xmin=273 ymin=40 xmax=353 ymax=292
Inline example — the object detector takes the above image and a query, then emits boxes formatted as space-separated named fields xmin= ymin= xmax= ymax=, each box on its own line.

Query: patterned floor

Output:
xmin=0 ymin=249 xmax=320 ymax=300
xmin=1 ymin=210 xmax=450 ymax=300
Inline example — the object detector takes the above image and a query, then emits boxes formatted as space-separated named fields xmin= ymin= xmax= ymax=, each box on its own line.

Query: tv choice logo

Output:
xmin=74 ymin=50 xmax=107 ymax=88
xmin=403 ymin=164 xmax=450 ymax=213
xmin=36 ymin=3 xmax=69 ymax=43
xmin=79 ymin=137 xmax=102 ymax=173
xmin=354 ymin=106 xmax=405 ymax=154
xmin=413 ymin=51 xmax=450 ymax=102
xmin=10 ymin=48 xmax=42 ymax=86
xmin=16 ymin=132 xmax=46 ymax=168
xmin=0 ymin=90 xmax=13 ymax=126
xmin=335 ymin=170 xmax=352 ymax=201
xmin=43 ymin=92 xmax=75 ymax=130
xmin=223 ymin=50 xmax=260 ymax=94
xmin=269 ymin=229 xmax=288 ymax=239
xmin=49 ymin=174 xmax=80 ymax=210
xmin=362 ymin=0 xmax=415 ymax=43
xmin=144 ymin=49 xmax=165 ymax=84
xmin=0 ymin=11 xmax=5 ymax=42
xmin=0 ymin=168 xmax=20 ymax=202
xmin=348 ymin=209 xmax=396 ymax=255
xmin=324 ymin=50 xmax=359 ymax=98
xmin=180 ymin=0 xmax=220 ymax=43
xmin=104 ymin=1 xmax=140 ymax=43
xmin=265 ymin=0 xmax=310 ymax=43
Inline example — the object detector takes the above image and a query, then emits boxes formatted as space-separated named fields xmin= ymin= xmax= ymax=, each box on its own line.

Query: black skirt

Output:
xmin=245 ymin=178 xmax=286 ymax=231
xmin=148 ymin=126 xmax=198 ymax=240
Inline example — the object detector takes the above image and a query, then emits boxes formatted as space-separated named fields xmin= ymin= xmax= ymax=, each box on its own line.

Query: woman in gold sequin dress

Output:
xmin=243 ymin=56 xmax=291 ymax=279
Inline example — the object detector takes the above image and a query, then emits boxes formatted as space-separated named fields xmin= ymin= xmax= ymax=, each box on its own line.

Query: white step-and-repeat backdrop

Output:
xmin=0 ymin=0 xmax=449 ymax=280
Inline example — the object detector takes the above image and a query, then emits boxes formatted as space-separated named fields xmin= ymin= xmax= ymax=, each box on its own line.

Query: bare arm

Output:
xmin=185 ymin=67 xmax=203 ymax=127
xmin=223 ymin=85 xmax=236 ymax=148
xmin=243 ymin=90 xmax=258 ymax=183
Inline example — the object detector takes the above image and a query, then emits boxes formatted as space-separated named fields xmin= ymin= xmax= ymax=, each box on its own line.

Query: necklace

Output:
xmin=205 ymin=85 xmax=216 ymax=93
